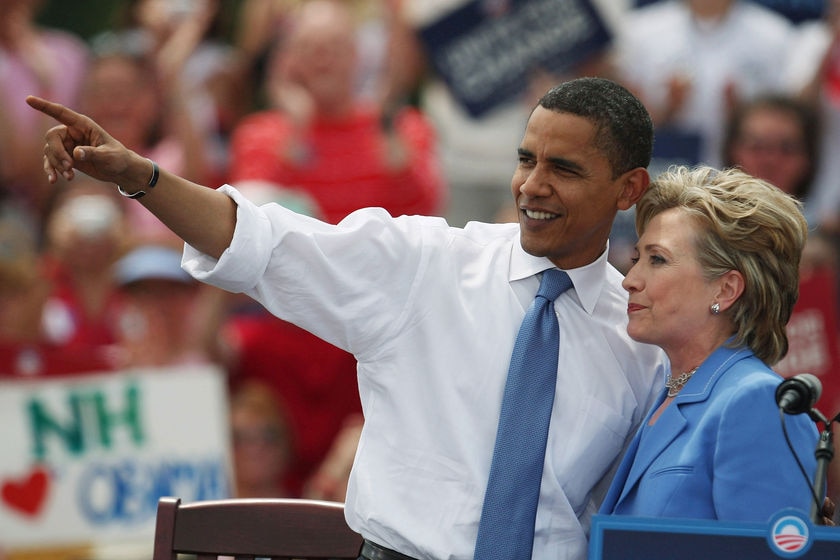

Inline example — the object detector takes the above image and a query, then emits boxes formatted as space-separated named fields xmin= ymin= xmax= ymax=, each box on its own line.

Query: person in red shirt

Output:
xmin=40 ymin=177 xmax=128 ymax=351
xmin=229 ymin=0 xmax=445 ymax=224
xmin=0 ymin=205 xmax=114 ymax=378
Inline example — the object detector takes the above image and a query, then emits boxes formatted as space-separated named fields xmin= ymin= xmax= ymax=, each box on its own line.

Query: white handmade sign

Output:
xmin=0 ymin=365 xmax=232 ymax=552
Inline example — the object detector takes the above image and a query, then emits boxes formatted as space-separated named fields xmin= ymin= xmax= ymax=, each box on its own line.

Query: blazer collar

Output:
xmin=673 ymin=343 xmax=754 ymax=403
xmin=615 ymin=344 xmax=754 ymax=505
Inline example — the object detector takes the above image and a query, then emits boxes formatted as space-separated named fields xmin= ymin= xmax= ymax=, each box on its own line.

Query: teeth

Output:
xmin=524 ymin=209 xmax=557 ymax=220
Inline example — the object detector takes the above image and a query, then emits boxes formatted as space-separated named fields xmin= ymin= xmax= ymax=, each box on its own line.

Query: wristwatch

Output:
xmin=117 ymin=159 xmax=159 ymax=199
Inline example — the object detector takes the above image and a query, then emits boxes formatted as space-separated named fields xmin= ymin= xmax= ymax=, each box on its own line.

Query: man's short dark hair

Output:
xmin=538 ymin=77 xmax=653 ymax=178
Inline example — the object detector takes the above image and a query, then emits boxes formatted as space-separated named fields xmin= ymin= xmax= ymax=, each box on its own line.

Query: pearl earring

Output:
xmin=711 ymin=302 xmax=720 ymax=315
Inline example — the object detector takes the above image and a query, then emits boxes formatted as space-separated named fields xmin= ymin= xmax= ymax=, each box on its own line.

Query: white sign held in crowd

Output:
xmin=0 ymin=365 xmax=232 ymax=553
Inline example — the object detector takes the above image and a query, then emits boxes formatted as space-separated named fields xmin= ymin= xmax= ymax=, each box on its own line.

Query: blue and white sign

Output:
xmin=418 ymin=0 xmax=612 ymax=117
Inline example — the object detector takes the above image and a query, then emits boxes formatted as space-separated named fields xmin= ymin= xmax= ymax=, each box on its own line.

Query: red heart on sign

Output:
xmin=2 ymin=465 xmax=50 ymax=517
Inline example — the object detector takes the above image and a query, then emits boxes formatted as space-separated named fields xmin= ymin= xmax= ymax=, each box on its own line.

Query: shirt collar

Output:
xmin=509 ymin=237 xmax=612 ymax=315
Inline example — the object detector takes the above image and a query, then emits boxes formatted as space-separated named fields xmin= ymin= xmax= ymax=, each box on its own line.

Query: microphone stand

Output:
xmin=808 ymin=408 xmax=834 ymax=525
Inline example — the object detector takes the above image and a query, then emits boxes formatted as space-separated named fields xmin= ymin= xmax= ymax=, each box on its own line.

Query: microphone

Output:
xmin=776 ymin=373 xmax=822 ymax=415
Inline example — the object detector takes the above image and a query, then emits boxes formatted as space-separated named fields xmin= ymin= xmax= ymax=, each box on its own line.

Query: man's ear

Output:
xmin=617 ymin=167 xmax=650 ymax=211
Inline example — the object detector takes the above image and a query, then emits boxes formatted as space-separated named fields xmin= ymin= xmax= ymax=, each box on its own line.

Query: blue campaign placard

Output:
xmin=590 ymin=509 xmax=840 ymax=559
xmin=418 ymin=0 xmax=612 ymax=118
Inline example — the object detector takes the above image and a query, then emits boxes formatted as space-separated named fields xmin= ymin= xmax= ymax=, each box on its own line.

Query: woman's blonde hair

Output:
xmin=634 ymin=166 xmax=808 ymax=365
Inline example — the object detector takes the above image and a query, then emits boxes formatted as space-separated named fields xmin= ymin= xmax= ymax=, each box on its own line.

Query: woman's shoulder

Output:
xmin=711 ymin=352 xmax=786 ymax=402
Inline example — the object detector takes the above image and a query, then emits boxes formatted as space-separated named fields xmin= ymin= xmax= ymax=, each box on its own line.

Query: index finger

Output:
xmin=26 ymin=95 xmax=86 ymax=127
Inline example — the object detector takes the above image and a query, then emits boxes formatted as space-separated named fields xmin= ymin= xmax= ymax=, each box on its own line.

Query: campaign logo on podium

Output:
xmin=768 ymin=509 xmax=812 ymax=558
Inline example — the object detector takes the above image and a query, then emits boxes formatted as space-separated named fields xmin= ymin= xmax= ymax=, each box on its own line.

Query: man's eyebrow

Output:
xmin=516 ymin=148 xmax=586 ymax=174
xmin=547 ymin=156 xmax=585 ymax=173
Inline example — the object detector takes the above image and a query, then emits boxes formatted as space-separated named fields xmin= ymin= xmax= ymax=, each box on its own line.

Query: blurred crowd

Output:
xmin=2 ymin=0 xmax=840 ymax=507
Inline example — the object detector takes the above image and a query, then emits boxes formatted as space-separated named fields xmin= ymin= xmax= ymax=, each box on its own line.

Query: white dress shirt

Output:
xmin=183 ymin=185 xmax=668 ymax=560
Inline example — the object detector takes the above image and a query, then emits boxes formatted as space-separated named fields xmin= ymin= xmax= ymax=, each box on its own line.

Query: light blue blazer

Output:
xmin=600 ymin=344 xmax=820 ymax=522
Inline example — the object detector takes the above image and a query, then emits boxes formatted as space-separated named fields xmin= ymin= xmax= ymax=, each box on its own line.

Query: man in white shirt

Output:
xmin=29 ymin=76 xmax=668 ymax=560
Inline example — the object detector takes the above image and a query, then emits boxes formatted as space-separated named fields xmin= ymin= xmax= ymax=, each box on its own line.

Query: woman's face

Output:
xmin=232 ymin=407 xmax=288 ymax=490
xmin=730 ymin=106 xmax=810 ymax=197
xmin=621 ymin=208 xmax=720 ymax=355
xmin=81 ymin=56 xmax=159 ymax=150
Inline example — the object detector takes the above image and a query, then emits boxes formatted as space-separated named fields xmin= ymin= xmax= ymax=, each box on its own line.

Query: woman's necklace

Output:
xmin=665 ymin=366 xmax=699 ymax=398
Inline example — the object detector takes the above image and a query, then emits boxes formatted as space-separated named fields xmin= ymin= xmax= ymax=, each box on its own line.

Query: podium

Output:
xmin=589 ymin=509 xmax=840 ymax=559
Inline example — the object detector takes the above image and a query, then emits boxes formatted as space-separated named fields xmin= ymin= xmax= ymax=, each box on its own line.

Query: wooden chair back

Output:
xmin=152 ymin=496 xmax=363 ymax=559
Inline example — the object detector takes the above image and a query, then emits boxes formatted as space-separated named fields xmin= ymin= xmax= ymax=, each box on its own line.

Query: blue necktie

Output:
xmin=475 ymin=269 xmax=572 ymax=559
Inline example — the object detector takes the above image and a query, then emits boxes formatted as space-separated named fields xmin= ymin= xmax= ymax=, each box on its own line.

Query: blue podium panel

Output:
xmin=590 ymin=510 xmax=840 ymax=559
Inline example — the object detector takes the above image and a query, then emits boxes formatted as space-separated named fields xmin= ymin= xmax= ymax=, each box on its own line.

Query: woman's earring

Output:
xmin=711 ymin=302 xmax=721 ymax=315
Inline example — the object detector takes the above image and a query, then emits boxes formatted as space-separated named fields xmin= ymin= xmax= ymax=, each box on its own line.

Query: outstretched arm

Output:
xmin=26 ymin=95 xmax=236 ymax=259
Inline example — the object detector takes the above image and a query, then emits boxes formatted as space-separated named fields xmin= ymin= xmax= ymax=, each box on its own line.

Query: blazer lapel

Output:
xmin=601 ymin=389 xmax=665 ymax=512
xmin=612 ymin=345 xmax=753 ymax=507
xmin=616 ymin=391 xmax=687 ymax=505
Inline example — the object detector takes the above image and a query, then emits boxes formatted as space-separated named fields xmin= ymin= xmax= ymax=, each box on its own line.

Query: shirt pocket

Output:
xmin=547 ymin=396 xmax=633 ymax=515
